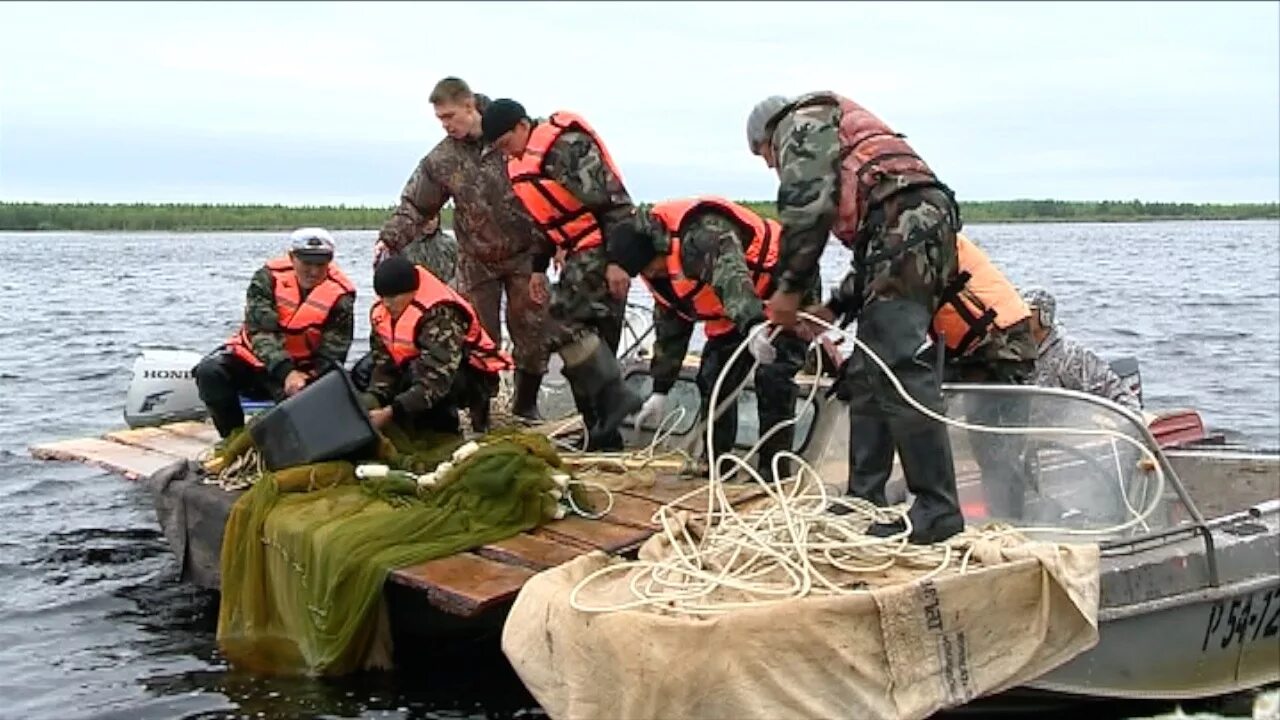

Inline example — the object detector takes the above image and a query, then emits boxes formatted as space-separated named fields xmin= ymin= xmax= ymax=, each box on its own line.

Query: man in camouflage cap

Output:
xmin=482 ymin=98 xmax=642 ymax=450
xmin=376 ymin=77 xmax=550 ymax=424
xmin=1023 ymin=287 xmax=1141 ymax=412
xmin=607 ymin=197 xmax=811 ymax=476
xmin=373 ymin=213 xmax=459 ymax=287
xmin=194 ymin=228 xmax=356 ymax=437
xmin=748 ymin=92 xmax=1037 ymax=543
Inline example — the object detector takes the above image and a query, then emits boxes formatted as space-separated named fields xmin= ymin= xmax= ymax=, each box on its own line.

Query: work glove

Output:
xmin=634 ymin=392 xmax=668 ymax=432
xmin=746 ymin=323 xmax=777 ymax=364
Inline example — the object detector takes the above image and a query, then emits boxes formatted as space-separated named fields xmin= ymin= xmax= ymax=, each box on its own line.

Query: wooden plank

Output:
xmin=476 ymin=533 xmax=588 ymax=571
xmin=28 ymin=437 xmax=180 ymax=480
xmin=539 ymin=515 xmax=655 ymax=554
xmin=159 ymin=421 xmax=222 ymax=445
xmin=104 ymin=427 xmax=213 ymax=460
xmin=578 ymin=488 xmax=667 ymax=530
xmin=625 ymin=479 xmax=766 ymax=512
xmin=390 ymin=552 xmax=535 ymax=618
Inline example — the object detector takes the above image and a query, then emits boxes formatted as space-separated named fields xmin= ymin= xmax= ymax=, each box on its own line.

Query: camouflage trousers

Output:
xmin=458 ymin=251 xmax=550 ymax=375
xmin=547 ymin=246 xmax=625 ymax=354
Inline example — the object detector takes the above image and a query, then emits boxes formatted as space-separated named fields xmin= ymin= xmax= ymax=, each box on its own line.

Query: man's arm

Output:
xmin=649 ymin=302 xmax=694 ymax=395
xmin=682 ymin=213 xmax=767 ymax=334
xmin=243 ymin=267 xmax=296 ymax=384
xmin=368 ymin=324 xmax=400 ymax=406
xmin=773 ymin=104 xmax=842 ymax=295
xmin=1069 ymin=339 xmax=1143 ymax=412
xmin=377 ymin=154 xmax=452 ymax=254
xmin=543 ymin=129 xmax=636 ymax=237
xmin=312 ymin=293 xmax=355 ymax=376
xmin=389 ymin=304 xmax=469 ymax=423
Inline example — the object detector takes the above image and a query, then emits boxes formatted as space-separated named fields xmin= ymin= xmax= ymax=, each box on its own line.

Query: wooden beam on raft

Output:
xmin=158 ymin=420 xmax=222 ymax=445
xmin=104 ymin=426 xmax=215 ymax=460
xmin=391 ymin=552 xmax=536 ymax=618
xmin=28 ymin=437 xmax=181 ymax=480
xmin=476 ymin=533 xmax=589 ymax=572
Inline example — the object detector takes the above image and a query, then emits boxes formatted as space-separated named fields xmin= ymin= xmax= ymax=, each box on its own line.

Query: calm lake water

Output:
xmin=0 ymin=220 xmax=1276 ymax=719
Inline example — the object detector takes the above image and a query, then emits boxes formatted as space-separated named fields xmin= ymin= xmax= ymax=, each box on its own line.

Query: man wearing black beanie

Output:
xmin=365 ymin=257 xmax=512 ymax=434
xmin=481 ymin=97 xmax=642 ymax=450
xmin=374 ymin=77 xmax=551 ymax=427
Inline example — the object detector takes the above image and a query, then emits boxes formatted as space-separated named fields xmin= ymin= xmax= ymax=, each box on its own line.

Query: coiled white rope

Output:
xmin=567 ymin=311 xmax=1165 ymax=616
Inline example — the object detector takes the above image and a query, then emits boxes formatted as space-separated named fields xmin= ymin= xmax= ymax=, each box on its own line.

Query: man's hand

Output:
xmin=634 ymin=393 xmax=668 ymax=432
xmin=606 ymin=263 xmax=631 ymax=301
xmin=767 ymin=290 xmax=801 ymax=329
xmin=284 ymin=370 xmax=309 ymax=397
xmin=529 ymin=272 xmax=550 ymax=306
xmin=553 ymin=248 xmax=567 ymax=274
xmin=369 ymin=406 xmax=393 ymax=430
xmin=797 ymin=303 xmax=835 ymax=341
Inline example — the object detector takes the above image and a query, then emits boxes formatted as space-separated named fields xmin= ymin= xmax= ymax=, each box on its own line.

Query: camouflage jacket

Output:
xmin=243 ymin=266 xmax=354 ymax=383
xmin=367 ymin=303 xmax=470 ymax=420
xmin=378 ymin=95 xmax=545 ymax=264
xmin=1035 ymin=327 xmax=1141 ymax=411
xmin=532 ymin=127 xmax=637 ymax=272
xmin=649 ymin=212 xmax=767 ymax=394
xmin=770 ymin=102 xmax=843 ymax=296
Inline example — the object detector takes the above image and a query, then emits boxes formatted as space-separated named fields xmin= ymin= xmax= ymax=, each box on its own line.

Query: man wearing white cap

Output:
xmin=194 ymin=227 xmax=357 ymax=438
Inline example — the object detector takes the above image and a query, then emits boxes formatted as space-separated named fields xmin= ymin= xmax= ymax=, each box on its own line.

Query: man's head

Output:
xmin=374 ymin=256 xmax=421 ymax=320
xmin=430 ymin=77 xmax=481 ymax=140
xmin=1021 ymin=287 xmax=1057 ymax=342
xmin=746 ymin=95 xmax=791 ymax=171
xmin=421 ymin=214 xmax=441 ymax=237
xmin=287 ymin=227 xmax=335 ymax=291
xmin=481 ymin=98 xmax=533 ymax=158
xmin=606 ymin=211 xmax=668 ymax=279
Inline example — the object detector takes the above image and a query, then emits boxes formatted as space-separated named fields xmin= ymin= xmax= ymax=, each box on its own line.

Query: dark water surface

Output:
xmin=0 ymin=221 xmax=1276 ymax=719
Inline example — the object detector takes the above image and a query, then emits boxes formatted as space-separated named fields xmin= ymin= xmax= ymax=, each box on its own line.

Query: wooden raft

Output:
xmin=29 ymin=421 xmax=766 ymax=619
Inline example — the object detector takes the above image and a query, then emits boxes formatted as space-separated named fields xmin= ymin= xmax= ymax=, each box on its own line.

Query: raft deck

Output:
xmin=29 ymin=421 xmax=766 ymax=620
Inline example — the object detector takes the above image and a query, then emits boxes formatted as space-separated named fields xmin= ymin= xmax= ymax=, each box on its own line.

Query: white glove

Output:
xmin=634 ymin=393 xmax=668 ymax=432
xmin=747 ymin=325 xmax=777 ymax=364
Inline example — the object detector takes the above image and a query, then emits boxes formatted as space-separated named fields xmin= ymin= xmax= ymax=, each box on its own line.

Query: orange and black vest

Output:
xmin=643 ymin=197 xmax=780 ymax=339
xmin=506 ymin=111 xmax=625 ymax=255
xmin=932 ymin=234 xmax=1030 ymax=356
xmin=370 ymin=267 xmax=512 ymax=374
xmin=226 ymin=256 xmax=355 ymax=370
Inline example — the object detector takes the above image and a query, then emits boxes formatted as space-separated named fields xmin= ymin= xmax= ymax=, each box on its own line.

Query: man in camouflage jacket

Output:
xmin=608 ymin=201 xmax=810 ymax=476
xmin=376 ymin=77 xmax=549 ymax=422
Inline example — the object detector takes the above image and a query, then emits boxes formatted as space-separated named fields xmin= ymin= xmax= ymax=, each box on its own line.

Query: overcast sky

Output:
xmin=1 ymin=1 xmax=1277 ymax=206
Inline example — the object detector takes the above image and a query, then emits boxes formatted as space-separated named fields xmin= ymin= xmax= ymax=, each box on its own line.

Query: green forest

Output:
xmin=0 ymin=200 xmax=1275 ymax=232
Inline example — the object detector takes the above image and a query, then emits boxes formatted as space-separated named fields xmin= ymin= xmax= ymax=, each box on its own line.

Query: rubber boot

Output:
xmin=469 ymin=395 xmax=491 ymax=435
xmin=560 ymin=341 xmax=643 ymax=451
xmin=849 ymin=299 xmax=964 ymax=544
xmin=511 ymin=370 xmax=544 ymax=423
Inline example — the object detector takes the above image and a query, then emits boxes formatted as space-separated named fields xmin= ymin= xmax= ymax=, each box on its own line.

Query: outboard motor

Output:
xmin=1108 ymin=356 xmax=1143 ymax=409
xmin=123 ymin=348 xmax=207 ymax=428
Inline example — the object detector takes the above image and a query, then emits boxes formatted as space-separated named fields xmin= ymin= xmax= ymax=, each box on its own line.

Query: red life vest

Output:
xmin=370 ymin=267 xmax=512 ymax=374
xmin=932 ymin=234 xmax=1031 ymax=356
xmin=782 ymin=92 xmax=943 ymax=246
xmin=506 ymin=111 xmax=626 ymax=255
xmin=226 ymin=257 xmax=355 ymax=370
xmin=642 ymin=197 xmax=780 ymax=339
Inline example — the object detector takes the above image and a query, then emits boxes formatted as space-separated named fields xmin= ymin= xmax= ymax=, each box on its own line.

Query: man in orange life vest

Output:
xmin=194 ymin=228 xmax=356 ymax=438
xmin=747 ymin=93 xmax=1037 ymax=543
xmin=607 ymin=197 xmax=810 ymax=476
xmin=480 ymin=98 xmax=642 ymax=450
xmin=364 ymin=256 xmax=513 ymax=435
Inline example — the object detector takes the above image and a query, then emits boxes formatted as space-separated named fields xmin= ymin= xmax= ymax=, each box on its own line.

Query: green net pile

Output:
xmin=214 ymin=426 xmax=581 ymax=677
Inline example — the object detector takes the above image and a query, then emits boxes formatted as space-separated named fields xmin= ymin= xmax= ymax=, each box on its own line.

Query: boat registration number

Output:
xmin=1201 ymin=587 xmax=1280 ymax=652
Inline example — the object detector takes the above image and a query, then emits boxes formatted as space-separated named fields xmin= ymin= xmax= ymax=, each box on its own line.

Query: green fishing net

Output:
xmin=215 ymin=426 xmax=575 ymax=677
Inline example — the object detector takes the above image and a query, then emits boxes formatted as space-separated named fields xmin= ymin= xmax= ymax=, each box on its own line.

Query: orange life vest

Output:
xmin=931 ymin=234 xmax=1030 ymax=356
xmin=642 ymin=197 xmax=780 ymax=339
xmin=506 ymin=111 xmax=625 ymax=255
xmin=370 ymin=267 xmax=512 ymax=374
xmin=226 ymin=257 xmax=355 ymax=370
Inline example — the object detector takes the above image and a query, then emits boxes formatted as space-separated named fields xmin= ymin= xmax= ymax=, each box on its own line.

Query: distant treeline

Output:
xmin=0 ymin=200 xmax=1276 ymax=232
